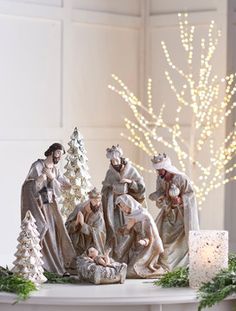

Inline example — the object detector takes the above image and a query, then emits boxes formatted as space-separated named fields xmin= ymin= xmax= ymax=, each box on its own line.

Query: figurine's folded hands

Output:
xmin=76 ymin=211 xmax=84 ymax=226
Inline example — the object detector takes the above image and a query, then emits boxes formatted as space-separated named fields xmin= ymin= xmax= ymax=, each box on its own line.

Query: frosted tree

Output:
xmin=12 ymin=210 xmax=47 ymax=286
xmin=108 ymin=13 xmax=236 ymax=208
xmin=62 ymin=127 xmax=92 ymax=217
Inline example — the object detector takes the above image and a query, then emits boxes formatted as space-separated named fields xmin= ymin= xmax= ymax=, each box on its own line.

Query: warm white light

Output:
xmin=189 ymin=230 xmax=228 ymax=288
xmin=108 ymin=14 xmax=236 ymax=208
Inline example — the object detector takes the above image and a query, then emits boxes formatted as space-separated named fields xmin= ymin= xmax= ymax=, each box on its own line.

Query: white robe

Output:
xmin=149 ymin=173 xmax=199 ymax=271
xmin=101 ymin=160 xmax=146 ymax=257
xmin=21 ymin=159 xmax=76 ymax=275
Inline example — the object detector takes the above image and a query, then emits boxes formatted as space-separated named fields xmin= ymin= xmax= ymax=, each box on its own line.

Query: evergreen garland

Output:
xmin=44 ymin=271 xmax=80 ymax=284
xmin=0 ymin=267 xmax=80 ymax=300
xmin=1 ymin=254 xmax=236 ymax=308
xmin=153 ymin=267 xmax=189 ymax=288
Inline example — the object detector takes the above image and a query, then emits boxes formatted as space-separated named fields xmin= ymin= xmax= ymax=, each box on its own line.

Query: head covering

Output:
xmin=116 ymin=194 xmax=147 ymax=221
xmin=88 ymin=187 xmax=102 ymax=199
xmin=106 ymin=145 xmax=123 ymax=160
xmin=151 ymin=153 xmax=183 ymax=175
xmin=116 ymin=195 xmax=163 ymax=249
xmin=44 ymin=143 xmax=65 ymax=157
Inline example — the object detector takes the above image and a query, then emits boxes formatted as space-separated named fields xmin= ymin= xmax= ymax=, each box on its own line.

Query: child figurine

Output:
xmin=77 ymin=246 xmax=127 ymax=284
xmin=86 ymin=247 xmax=113 ymax=267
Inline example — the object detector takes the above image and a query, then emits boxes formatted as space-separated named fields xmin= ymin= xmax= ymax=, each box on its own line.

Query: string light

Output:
xmin=109 ymin=14 xmax=236 ymax=208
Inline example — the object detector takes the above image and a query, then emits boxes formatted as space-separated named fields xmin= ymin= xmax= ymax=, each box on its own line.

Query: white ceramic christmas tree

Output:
xmin=12 ymin=210 xmax=47 ymax=286
xmin=62 ymin=127 xmax=92 ymax=217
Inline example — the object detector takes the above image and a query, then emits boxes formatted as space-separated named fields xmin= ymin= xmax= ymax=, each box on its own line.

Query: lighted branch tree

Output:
xmin=108 ymin=13 xmax=236 ymax=207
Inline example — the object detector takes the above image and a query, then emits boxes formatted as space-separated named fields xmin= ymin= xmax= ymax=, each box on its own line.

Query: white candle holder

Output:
xmin=189 ymin=230 xmax=228 ymax=289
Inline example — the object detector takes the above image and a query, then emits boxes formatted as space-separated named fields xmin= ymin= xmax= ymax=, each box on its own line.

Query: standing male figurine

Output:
xmin=21 ymin=143 xmax=76 ymax=275
xmin=65 ymin=188 xmax=106 ymax=256
xmin=149 ymin=153 xmax=199 ymax=271
xmin=102 ymin=145 xmax=146 ymax=257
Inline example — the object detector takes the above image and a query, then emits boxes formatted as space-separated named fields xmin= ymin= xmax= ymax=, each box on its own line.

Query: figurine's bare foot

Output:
xmin=151 ymin=266 xmax=166 ymax=275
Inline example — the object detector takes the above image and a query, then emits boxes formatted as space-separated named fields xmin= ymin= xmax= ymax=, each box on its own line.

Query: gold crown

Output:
xmin=106 ymin=144 xmax=123 ymax=157
xmin=88 ymin=187 xmax=102 ymax=199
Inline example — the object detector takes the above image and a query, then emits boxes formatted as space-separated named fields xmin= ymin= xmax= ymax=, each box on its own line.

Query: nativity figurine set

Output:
xmin=20 ymin=143 xmax=199 ymax=284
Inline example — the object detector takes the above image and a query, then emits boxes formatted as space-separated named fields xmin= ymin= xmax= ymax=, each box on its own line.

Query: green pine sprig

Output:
xmin=153 ymin=254 xmax=236 ymax=311
xmin=197 ymin=254 xmax=236 ymax=311
xmin=0 ymin=266 xmax=36 ymax=300
xmin=0 ymin=267 xmax=80 ymax=301
xmin=153 ymin=267 xmax=189 ymax=288
xmin=44 ymin=271 xmax=80 ymax=284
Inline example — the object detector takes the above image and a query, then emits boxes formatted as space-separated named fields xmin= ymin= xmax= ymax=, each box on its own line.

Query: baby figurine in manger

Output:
xmin=77 ymin=246 xmax=127 ymax=285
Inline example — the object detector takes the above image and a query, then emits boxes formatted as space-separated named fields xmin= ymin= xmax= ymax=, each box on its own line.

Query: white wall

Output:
xmin=0 ymin=0 xmax=141 ymax=266
xmin=146 ymin=0 xmax=228 ymax=229
xmin=0 ymin=0 xmax=234 ymax=266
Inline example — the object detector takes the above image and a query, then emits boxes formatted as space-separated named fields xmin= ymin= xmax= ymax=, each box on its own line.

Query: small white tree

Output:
xmin=12 ymin=210 xmax=47 ymax=286
xmin=62 ymin=127 xmax=92 ymax=217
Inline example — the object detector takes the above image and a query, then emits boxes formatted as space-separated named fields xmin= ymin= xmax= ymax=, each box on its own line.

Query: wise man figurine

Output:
xmin=149 ymin=153 xmax=199 ymax=271
xmin=65 ymin=187 xmax=106 ymax=256
xmin=101 ymin=145 xmax=146 ymax=258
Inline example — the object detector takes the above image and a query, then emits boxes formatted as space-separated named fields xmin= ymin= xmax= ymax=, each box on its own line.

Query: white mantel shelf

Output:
xmin=0 ymin=280 xmax=236 ymax=311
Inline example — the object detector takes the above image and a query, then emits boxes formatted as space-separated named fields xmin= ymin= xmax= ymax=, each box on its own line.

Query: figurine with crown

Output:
xmin=65 ymin=187 xmax=106 ymax=257
xmin=149 ymin=153 xmax=199 ymax=272
xmin=101 ymin=144 xmax=146 ymax=259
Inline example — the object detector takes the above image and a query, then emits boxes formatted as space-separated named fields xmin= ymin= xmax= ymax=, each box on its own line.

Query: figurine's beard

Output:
xmin=160 ymin=171 xmax=167 ymax=179
xmin=90 ymin=202 xmax=100 ymax=213
xmin=112 ymin=162 xmax=124 ymax=172
xmin=52 ymin=152 xmax=60 ymax=164
xmin=113 ymin=164 xmax=122 ymax=171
